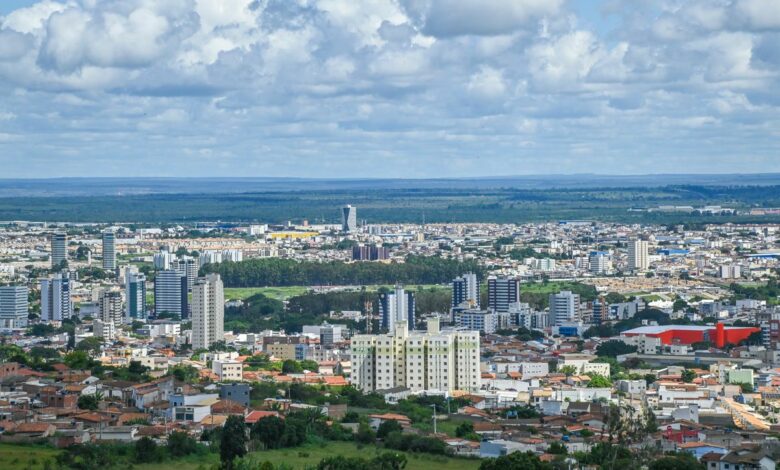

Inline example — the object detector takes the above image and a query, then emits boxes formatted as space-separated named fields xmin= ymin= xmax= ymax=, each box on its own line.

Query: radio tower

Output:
xmin=364 ymin=299 xmax=373 ymax=333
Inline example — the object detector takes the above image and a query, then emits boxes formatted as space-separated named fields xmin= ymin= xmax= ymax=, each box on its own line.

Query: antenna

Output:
xmin=364 ymin=299 xmax=373 ymax=334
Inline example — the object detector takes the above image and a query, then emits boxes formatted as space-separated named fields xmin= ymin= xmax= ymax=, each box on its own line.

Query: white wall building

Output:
xmin=192 ymin=274 xmax=225 ymax=350
xmin=628 ymin=239 xmax=649 ymax=271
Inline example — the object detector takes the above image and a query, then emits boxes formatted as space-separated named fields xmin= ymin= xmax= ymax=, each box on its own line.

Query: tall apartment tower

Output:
xmin=154 ymin=270 xmax=189 ymax=319
xmin=549 ymin=291 xmax=581 ymax=326
xmin=51 ymin=232 xmax=67 ymax=268
xmin=379 ymin=285 xmax=416 ymax=330
xmin=628 ymin=239 xmax=649 ymax=271
xmin=350 ymin=319 xmax=481 ymax=394
xmin=99 ymin=290 xmax=123 ymax=327
xmin=0 ymin=285 xmax=29 ymax=328
xmin=153 ymin=250 xmax=173 ymax=270
xmin=589 ymin=252 xmax=610 ymax=274
xmin=102 ymin=231 xmax=116 ymax=270
xmin=192 ymin=274 xmax=224 ymax=350
xmin=125 ymin=267 xmax=147 ymax=321
xmin=487 ymin=276 xmax=520 ymax=313
xmin=40 ymin=273 xmax=73 ymax=322
xmin=173 ymin=256 xmax=199 ymax=292
xmin=452 ymin=273 xmax=479 ymax=309
xmin=341 ymin=205 xmax=357 ymax=233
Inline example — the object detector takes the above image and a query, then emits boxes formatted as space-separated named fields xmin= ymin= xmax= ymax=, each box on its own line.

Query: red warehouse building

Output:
xmin=622 ymin=323 xmax=760 ymax=348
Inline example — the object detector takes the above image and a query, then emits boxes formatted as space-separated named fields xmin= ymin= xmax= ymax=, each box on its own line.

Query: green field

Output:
xmin=134 ymin=442 xmax=479 ymax=470
xmin=0 ymin=443 xmax=60 ymax=470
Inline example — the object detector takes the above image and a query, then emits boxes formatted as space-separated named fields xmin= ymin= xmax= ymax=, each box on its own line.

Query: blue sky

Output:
xmin=0 ymin=0 xmax=779 ymax=178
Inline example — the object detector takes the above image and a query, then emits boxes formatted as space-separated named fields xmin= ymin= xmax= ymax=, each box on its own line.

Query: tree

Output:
xmin=587 ymin=374 xmax=612 ymax=388
xmin=547 ymin=441 xmax=568 ymax=455
xmin=681 ymin=369 xmax=696 ymax=383
xmin=77 ymin=393 xmax=101 ymax=411
xmin=167 ymin=431 xmax=199 ymax=457
xmin=559 ymin=365 xmax=578 ymax=377
xmin=76 ymin=337 xmax=103 ymax=354
xmin=672 ymin=299 xmax=688 ymax=312
xmin=282 ymin=360 xmax=303 ymax=374
xmin=649 ymin=453 xmax=704 ymax=470
xmin=354 ymin=422 xmax=376 ymax=444
xmin=135 ymin=436 xmax=160 ymax=463
xmin=221 ymin=415 xmax=248 ymax=469
xmin=377 ymin=419 xmax=403 ymax=439
xmin=251 ymin=416 xmax=286 ymax=449
xmin=596 ymin=340 xmax=637 ymax=357
xmin=455 ymin=421 xmax=474 ymax=438
xmin=64 ymin=350 xmax=94 ymax=369
xmin=480 ymin=451 xmax=553 ymax=470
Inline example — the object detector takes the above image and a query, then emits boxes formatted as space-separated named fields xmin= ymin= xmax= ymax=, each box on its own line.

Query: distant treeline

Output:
xmin=202 ymin=256 xmax=485 ymax=287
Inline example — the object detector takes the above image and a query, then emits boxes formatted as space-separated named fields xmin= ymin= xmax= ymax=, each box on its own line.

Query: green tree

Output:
xmin=479 ymin=451 xmax=552 ymax=470
xmin=76 ymin=337 xmax=103 ymax=354
xmin=64 ymin=350 xmax=94 ymax=369
xmin=681 ymin=369 xmax=696 ymax=383
xmin=559 ymin=365 xmax=578 ymax=376
xmin=251 ymin=416 xmax=286 ymax=449
xmin=167 ymin=431 xmax=199 ymax=457
xmin=377 ymin=419 xmax=403 ymax=439
xmin=134 ymin=436 xmax=160 ymax=463
xmin=77 ymin=393 xmax=101 ymax=411
xmin=354 ymin=422 xmax=376 ymax=444
xmin=596 ymin=340 xmax=637 ymax=357
xmin=221 ymin=415 xmax=248 ymax=469
xmin=282 ymin=360 xmax=303 ymax=374
xmin=455 ymin=421 xmax=474 ymax=438
xmin=587 ymin=374 xmax=612 ymax=388
xmin=547 ymin=441 xmax=568 ymax=455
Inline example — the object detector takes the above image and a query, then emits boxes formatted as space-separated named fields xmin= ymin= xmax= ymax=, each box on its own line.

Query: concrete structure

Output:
xmin=212 ymin=360 xmax=242 ymax=381
xmin=454 ymin=309 xmax=498 ymax=333
xmin=125 ymin=268 xmax=147 ymax=321
xmin=173 ymin=256 xmax=199 ymax=292
xmin=102 ymin=230 xmax=116 ymax=270
xmin=50 ymin=232 xmax=67 ymax=268
xmin=153 ymin=251 xmax=173 ymax=270
xmin=351 ymin=318 xmax=480 ymax=394
xmin=94 ymin=319 xmax=116 ymax=342
xmin=40 ymin=273 xmax=73 ymax=321
xmin=99 ymin=290 xmax=123 ymax=327
xmin=154 ymin=270 xmax=188 ymax=319
xmin=192 ymin=274 xmax=225 ymax=350
xmin=0 ymin=285 xmax=28 ymax=328
xmin=622 ymin=324 xmax=761 ymax=348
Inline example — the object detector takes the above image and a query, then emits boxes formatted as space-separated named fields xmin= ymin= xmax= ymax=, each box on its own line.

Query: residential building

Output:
xmin=549 ymin=291 xmax=580 ymax=326
xmin=192 ymin=274 xmax=224 ymax=350
xmin=454 ymin=309 xmax=498 ymax=334
xmin=99 ymin=290 xmax=123 ymax=327
xmin=352 ymin=245 xmax=389 ymax=261
xmin=173 ymin=256 xmax=199 ymax=291
xmin=153 ymin=250 xmax=173 ymax=270
xmin=0 ymin=285 xmax=28 ymax=328
xmin=125 ymin=268 xmax=147 ymax=321
xmin=51 ymin=232 xmax=67 ymax=268
xmin=379 ymin=285 xmax=415 ymax=330
xmin=350 ymin=318 xmax=480 ymax=394
xmin=94 ymin=319 xmax=116 ymax=342
xmin=628 ymin=239 xmax=649 ymax=271
xmin=102 ymin=230 xmax=116 ymax=270
xmin=487 ymin=276 xmax=519 ymax=313
xmin=452 ymin=273 xmax=479 ymax=309
xmin=589 ymin=252 xmax=610 ymax=274
xmin=40 ymin=273 xmax=73 ymax=321
xmin=154 ymin=270 xmax=188 ymax=319
xmin=212 ymin=360 xmax=242 ymax=382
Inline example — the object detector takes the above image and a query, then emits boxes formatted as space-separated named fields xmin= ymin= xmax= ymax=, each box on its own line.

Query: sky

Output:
xmin=0 ymin=0 xmax=779 ymax=178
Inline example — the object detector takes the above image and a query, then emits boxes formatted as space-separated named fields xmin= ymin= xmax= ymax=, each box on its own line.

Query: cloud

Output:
xmin=0 ymin=0 xmax=778 ymax=177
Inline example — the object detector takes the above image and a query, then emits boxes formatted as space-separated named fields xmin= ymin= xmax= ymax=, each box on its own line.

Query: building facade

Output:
xmin=192 ymin=274 xmax=225 ymax=350
xmin=487 ymin=276 xmax=519 ymax=313
xmin=40 ymin=273 xmax=73 ymax=322
xmin=102 ymin=231 xmax=116 ymax=270
xmin=341 ymin=205 xmax=357 ymax=233
xmin=0 ymin=285 xmax=28 ymax=328
xmin=125 ymin=268 xmax=147 ymax=321
xmin=549 ymin=291 xmax=580 ymax=326
xmin=628 ymin=239 xmax=649 ymax=271
xmin=379 ymin=285 xmax=415 ymax=330
xmin=154 ymin=270 xmax=189 ymax=319
xmin=452 ymin=273 xmax=479 ymax=309
xmin=50 ymin=232 xmax=67 ymax=268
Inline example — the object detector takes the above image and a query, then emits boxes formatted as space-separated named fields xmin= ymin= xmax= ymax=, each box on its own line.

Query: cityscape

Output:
xmin=1 ymin=1 xmax=780 ymax=470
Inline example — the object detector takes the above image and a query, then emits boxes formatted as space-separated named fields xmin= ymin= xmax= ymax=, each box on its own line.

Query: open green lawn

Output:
xmin=134 ymin=442 xmax=479 ymax=470
xmin=0 ymin=443 xmax=60 ymax=470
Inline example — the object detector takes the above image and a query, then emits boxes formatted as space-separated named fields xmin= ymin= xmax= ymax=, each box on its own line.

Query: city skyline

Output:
xmin=0 ymin=0 xmax=779 ymax=177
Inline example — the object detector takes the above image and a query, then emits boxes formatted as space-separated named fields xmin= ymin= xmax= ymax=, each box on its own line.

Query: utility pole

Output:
xmin=430 ymin=404 xmax=437 ymax=434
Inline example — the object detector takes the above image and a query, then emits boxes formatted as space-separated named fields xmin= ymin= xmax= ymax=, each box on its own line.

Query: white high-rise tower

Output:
xmin=628 ymin=239 xmax=649 ymax=271
xmin=192 ymin=274 xmax=224 ymax=350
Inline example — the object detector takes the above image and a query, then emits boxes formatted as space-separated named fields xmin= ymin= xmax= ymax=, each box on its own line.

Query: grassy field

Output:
xmin=0 ymin=443 xmax=60 ymax=470
xmin=133 ymin=442 xmax=480 ymax=470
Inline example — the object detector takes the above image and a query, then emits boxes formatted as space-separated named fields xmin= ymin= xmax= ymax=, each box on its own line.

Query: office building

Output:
xmin=628 ymin=239 xmax=649 ymax=271
xmin=102 ymin=230 xmax=116 ymax=270
xmin=125 ymin=268 xmax=147 ymax=321
xmin=341 ymin=205 xmax=357 ymax=233
xmin=0 ymin=285 xmax=28 ymax=328
xmin=350 ymin=318 xmax=480 ymax=394
xmin=153 ymin=250 xmax=173 ymax=270
xmin=454 ymin=309 xmax=498 ymax=333
xmin=452 ymin=273 xmax=479 ymax=309
xmin=40 ymin=273 xmax=73 ymax=322
xmin=550 ymin=291 xmax=580 ymax=326
xmin=99 ymin=290 xmax=123 ymax=327
xmin=192 ymin=274 xmax=224 ymax=350
xmin=379 ymin=285 xmax=415 ymax=330
xmin=51 ymin=232 xmax=67 ymax=268
xmin=487 ymin=276 xmax=520 ymax=313
xmin=154 ymin=270 xmax=189 ymax=319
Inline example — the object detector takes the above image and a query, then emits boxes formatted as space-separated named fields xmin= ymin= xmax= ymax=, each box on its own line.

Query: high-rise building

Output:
xmin=102 ymin=230 xmax=116 ymax=270
xmin=153 ymin=250 xmax=173 ymax=270
xmin=50 ymin=232 xmax=67 ymax=268
xmin=352 ymin=245 xmax=389 ymax=261
xmin=341 ymin=205 xmax=357 ymax=233
xmin=125 ymin=268 xmax=147 ymax=321
xmin=550 ymin=291 xmax=581 ymax=326
xmin=454 ymin=309 xmax=498 ymax=333
xmin=99 ymin=290 xmax=123 ymax=327
xmin=0 ymin=285 xmax=28 ymax=328
xmin=379 ymin=285 xmax=415 ymax=330
xmin=154 ymin=270 xmax=189 ymax=319
xmin=487 ymin=276 xmax=520 ymax=313
xmin=452 ymin=273 xmax=479 ymax=309
xmin=173 ymin=256 xmax=199 ymax=292
xmin=40 ymin=273 xmax=73 ymax=322
xmin=589 ymin=252 xmax=610 ymax=274
xmin=192 ymin=274 xmax=224 ymax=350
xmin=350 ymin=319 xmax=480 ymax=394
xmin=628 ymin=239 xmax=649 ymax=271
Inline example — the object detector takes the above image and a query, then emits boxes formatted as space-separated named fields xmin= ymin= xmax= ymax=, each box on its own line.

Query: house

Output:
xmin=245 ymin=410 xmax=282 ymax=425
xmin=12 ymin=422 xmax=57 ymax=439
xmin=679 ymin=442 xmax=727 ymax=461
xmin=220 ymin=383 xmax=251 ymax=408
xmin=368 ymin=413 xmax=412 ymax=431
xmin=702 ymin=447 xmax=776 ymax=470
xmin=95 ymin=425 xmax=139 ymax=442
xmin=169 ymin=393 xmax=220 ymax=423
